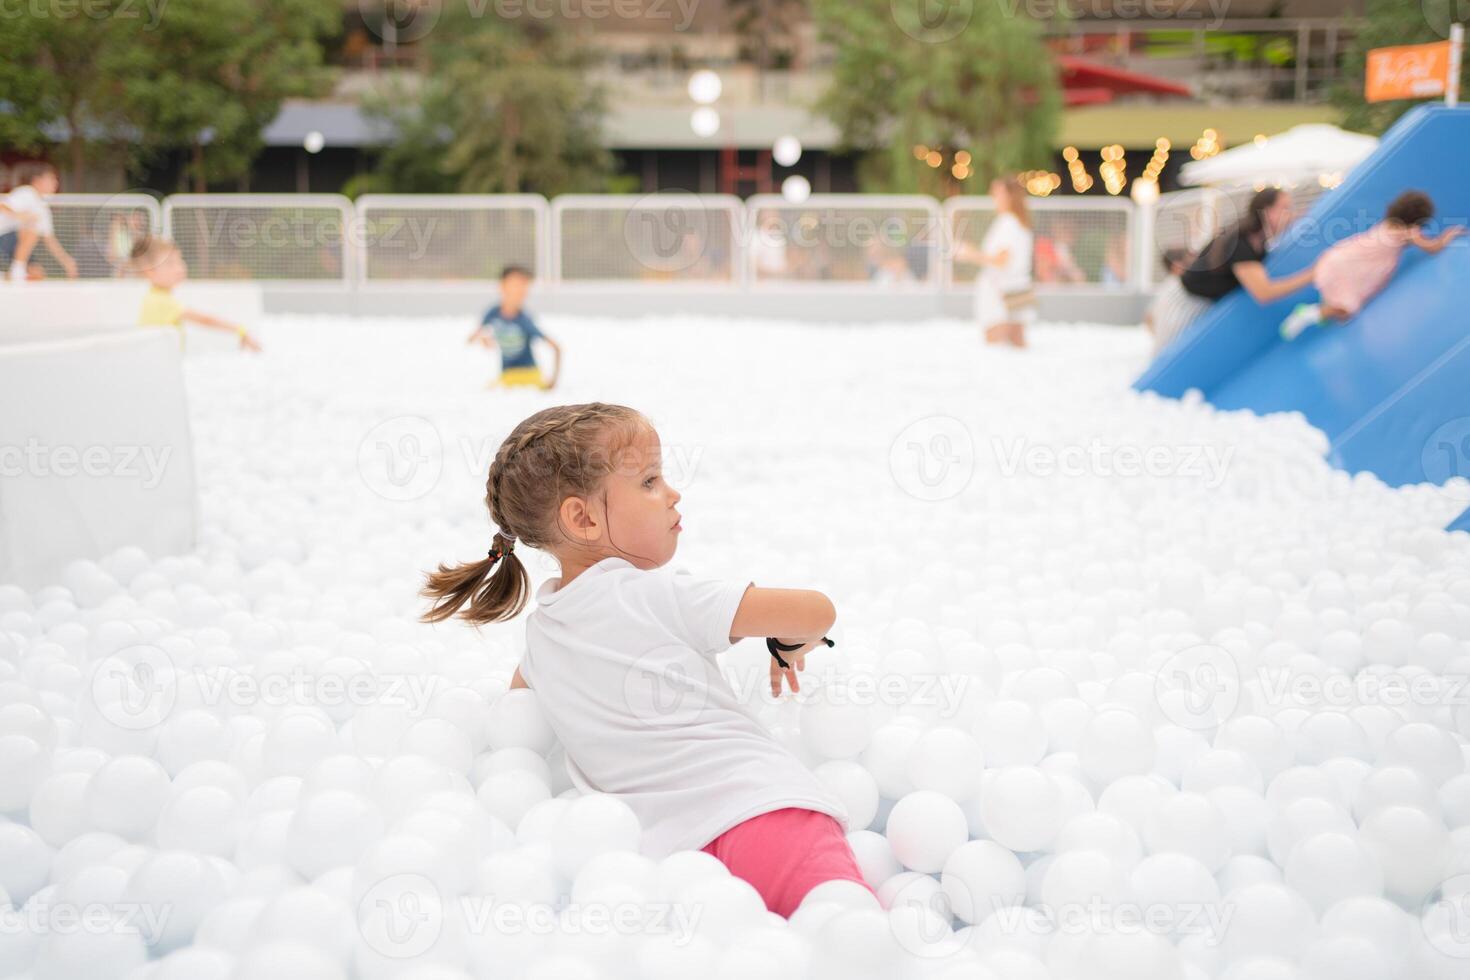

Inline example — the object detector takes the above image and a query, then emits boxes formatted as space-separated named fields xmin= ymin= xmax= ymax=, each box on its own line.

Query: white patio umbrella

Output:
xmin=1179 ymin=123 xmax=1379 ymax=187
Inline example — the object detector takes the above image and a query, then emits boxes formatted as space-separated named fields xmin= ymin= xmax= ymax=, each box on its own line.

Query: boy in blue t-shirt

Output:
xmin=469 ymin=265 xmax=561 ymax=389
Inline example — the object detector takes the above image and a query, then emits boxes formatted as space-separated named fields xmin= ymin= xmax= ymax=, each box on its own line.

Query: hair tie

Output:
xmin=488 ymin=529 xmax=516 ymax=563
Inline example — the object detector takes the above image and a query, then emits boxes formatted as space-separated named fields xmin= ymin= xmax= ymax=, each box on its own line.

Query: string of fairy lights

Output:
xmin=910 ymin=128 xmax=1226 ymax=198
xmin=681 ymin=73 xmax=1334 ymax=203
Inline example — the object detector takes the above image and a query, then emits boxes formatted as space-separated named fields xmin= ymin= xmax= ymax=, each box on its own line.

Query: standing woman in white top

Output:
xmin=420 ymin=403 xmax=878 ymax=917
xmin=956 ymin=174 xmax=1036 ymax=347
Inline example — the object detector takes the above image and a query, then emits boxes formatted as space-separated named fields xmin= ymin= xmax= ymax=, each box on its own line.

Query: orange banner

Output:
xmin=1366 ymin=40 xmax=1453 ymax=102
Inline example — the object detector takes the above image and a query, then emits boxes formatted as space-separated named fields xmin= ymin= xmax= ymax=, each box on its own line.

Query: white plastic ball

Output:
xmin=549 ymin=793 xmax=641 ymax=879
xmin=979 ymin=767 xmax=1065 ymax=853
xmin=906 ymin=727 xmax=983 ymax=801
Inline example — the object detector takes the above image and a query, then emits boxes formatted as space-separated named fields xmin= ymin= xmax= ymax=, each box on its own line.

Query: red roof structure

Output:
xmin=1056 ymin=54 xmax=1194 ymax=106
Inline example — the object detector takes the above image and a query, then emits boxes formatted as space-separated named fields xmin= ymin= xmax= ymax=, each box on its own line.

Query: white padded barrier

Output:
xmin=0 ymin=330 xmax=198 ymax=589
xmin=0 ymin=282 xmax=264 ymax=352
xmin=9 ymin=191 xmax=1166 ymax=322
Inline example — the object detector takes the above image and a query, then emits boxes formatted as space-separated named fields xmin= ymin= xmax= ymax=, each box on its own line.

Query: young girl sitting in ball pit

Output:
xmin=420 ymin=402 xmax=879 ymax=917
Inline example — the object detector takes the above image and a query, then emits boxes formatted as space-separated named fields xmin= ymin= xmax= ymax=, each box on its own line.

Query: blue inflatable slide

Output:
xmin=1134 ymin=105 xmax=1470 ymax=533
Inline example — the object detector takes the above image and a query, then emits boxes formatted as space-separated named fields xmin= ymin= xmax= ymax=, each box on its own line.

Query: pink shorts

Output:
xmin=700 ymin=807 xmax=877 ymax=917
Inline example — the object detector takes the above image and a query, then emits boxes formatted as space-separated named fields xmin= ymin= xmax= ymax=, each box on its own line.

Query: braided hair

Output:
xmin=421 ymin=403 xmax=650 ymax=625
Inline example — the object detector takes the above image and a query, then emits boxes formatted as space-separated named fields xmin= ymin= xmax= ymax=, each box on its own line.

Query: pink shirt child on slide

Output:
xmin=1314 ymin=221 xmax=1416 ymax=319
xmin=1280 ymin=190 xmax=1464 ymax=340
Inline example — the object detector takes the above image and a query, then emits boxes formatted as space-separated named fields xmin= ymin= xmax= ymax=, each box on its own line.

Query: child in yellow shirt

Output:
xmin=131 ymin=237 xmax=262 ymax=352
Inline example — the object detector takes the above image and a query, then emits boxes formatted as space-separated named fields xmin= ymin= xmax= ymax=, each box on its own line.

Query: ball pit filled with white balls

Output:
xmin=2 ymin=314 xmax=1470 ymax=980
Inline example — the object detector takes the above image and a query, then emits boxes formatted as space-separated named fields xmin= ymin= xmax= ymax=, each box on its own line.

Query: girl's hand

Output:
xmin=1441 ymin=226 xmax=1466 ymax=246
xmin=770 ymin=647 xmax=805 ymax=697
xmin=768 ymin=636 xmax=827 ymax=697
xmin=239 ymin=332 xmax=262 ymax=353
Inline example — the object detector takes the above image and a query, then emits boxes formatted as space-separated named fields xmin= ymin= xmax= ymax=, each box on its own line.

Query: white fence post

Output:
xmin=1135 ymin=198 xmax=1157 ymax=291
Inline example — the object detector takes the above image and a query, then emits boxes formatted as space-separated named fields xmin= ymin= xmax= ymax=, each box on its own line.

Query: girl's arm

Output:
xmin=510 ymin=665 xmax=529 ymax=689
xmin=1233 ymin=260 xmax=1316 ymax=305
xmin=43 ymin=235 xmax=77 ymax=279
xmin=182 ymin=308 xmax=262 ymax=351
xmin=541 ymin=335 xmax=562 ymax=388
xmin=0 ymin=204 xmax=36 ymax=227
xmin=731 ymin=586 xmax=836 ymax=696
xmin=729 ymin=586 xmax=836 ymax=647
xmin=958 ymin=241 xmax=1008 ymax=269
xmin=952 ymin=241 xmax=976 ymax=266
xmin=1411 ymin=226 xmax=1465 ymax=253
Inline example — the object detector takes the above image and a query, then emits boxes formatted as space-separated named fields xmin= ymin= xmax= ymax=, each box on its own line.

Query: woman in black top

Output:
xmin=1149 ymin=188 xmax=1318 ymax=353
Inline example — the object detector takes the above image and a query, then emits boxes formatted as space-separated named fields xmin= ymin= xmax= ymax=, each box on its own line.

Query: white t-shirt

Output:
xmin=0 ymin=186 xmax=54 ymax=236
xmin=520 ymin=556 xmax=849 ymax=857
xmin=979 ymin=211 xmax=1033 ymax=294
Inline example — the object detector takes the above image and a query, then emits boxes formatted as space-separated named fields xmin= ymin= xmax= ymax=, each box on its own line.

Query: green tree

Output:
xmin=0 ymin=1 xmax=334 ymax=189
xmin=1332 ymin=0 xmax=1469 ymax=135
xmin=0 ymin=7 xmax=131 ymax=188
xmin=353 ymin=7 xmax=612 ymax=195
xmin=811 ymin=0 xmax=1062 ymax=195
xmin=727 ymin=0 xmax=809 ymax=78
xmin=111 ymin=0 xmax=338 ymax=190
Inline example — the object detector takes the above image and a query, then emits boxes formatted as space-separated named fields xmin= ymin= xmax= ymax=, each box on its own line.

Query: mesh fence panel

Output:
xmin=1151 ymin=186 xmax=1247 ymax=284
xmin=555 ymin=195 xmax=740 ymax=282
xmin=357 ymin=196 xmax=545 ymax=281
xmin=30 ymin=194 xmax=161 ymax=280
xmin=746 ymin=197 xmax=941 ymax=285
xmin=947 ymin=198 xmax=1134 ymax=288
xmin=163 ymin=195 xmax=352 ymax=282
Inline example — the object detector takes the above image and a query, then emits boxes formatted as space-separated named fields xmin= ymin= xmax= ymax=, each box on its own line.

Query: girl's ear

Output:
xmin=559 ymin=494 xmax=600 ymax=542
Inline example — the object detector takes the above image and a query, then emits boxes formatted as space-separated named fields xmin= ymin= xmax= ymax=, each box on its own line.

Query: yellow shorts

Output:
xmin=497 ymin=366 xmax=548 ymax=389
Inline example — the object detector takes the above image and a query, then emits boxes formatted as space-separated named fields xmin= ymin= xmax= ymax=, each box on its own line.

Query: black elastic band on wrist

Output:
xmin=766 ymin=635 xmax=835 ymax=670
